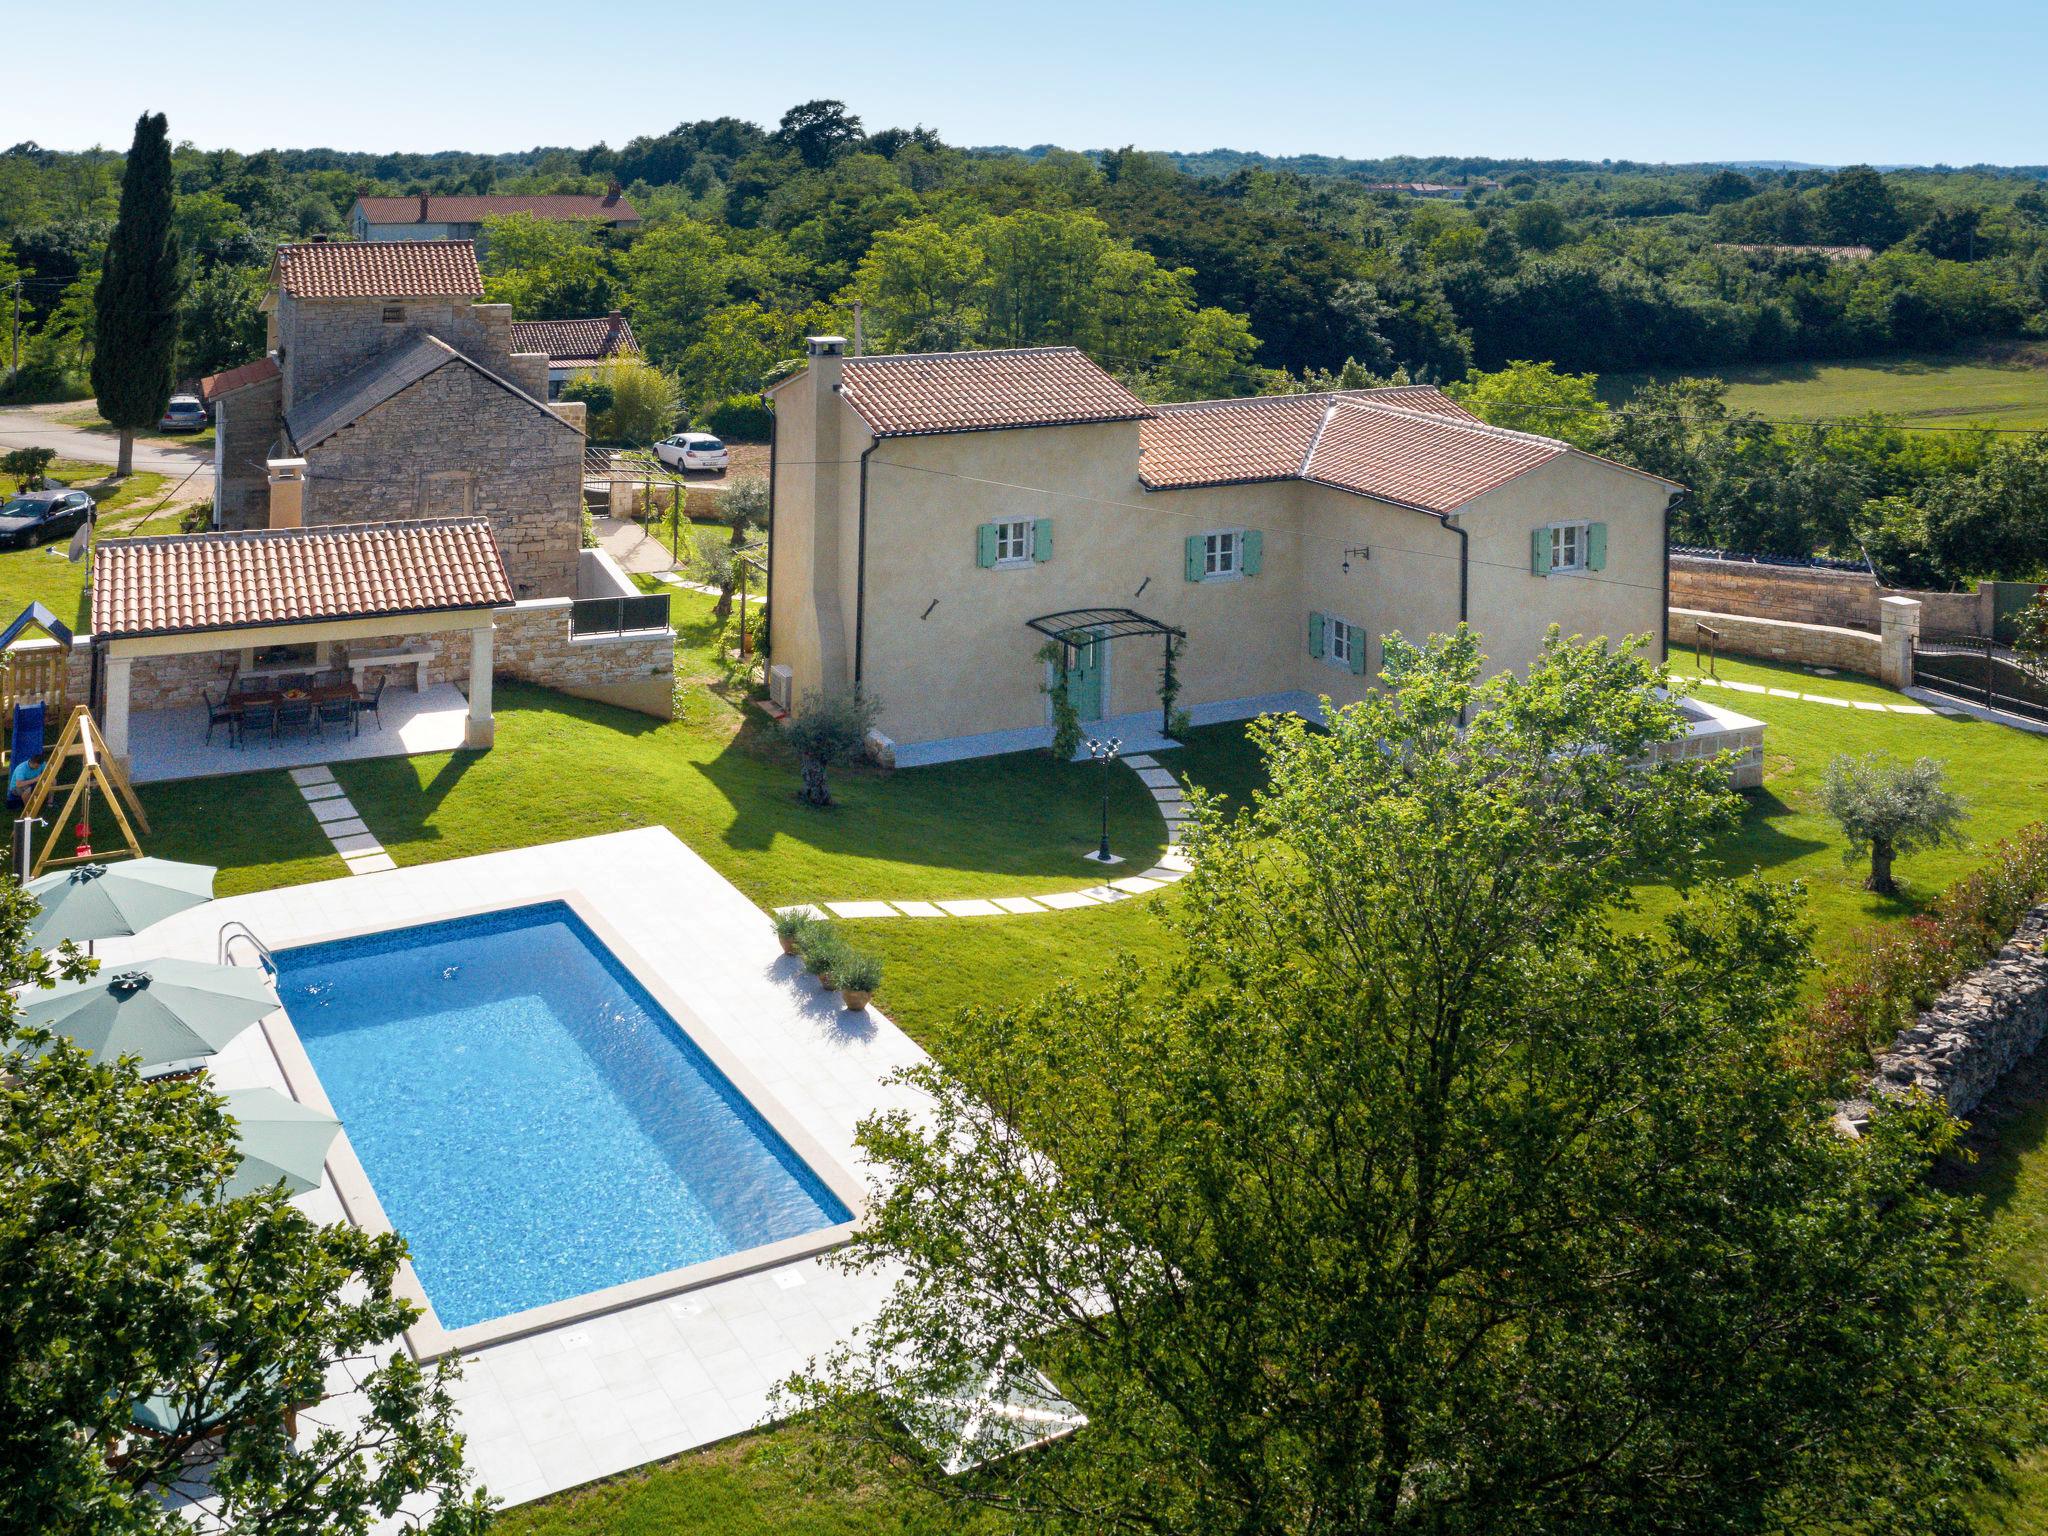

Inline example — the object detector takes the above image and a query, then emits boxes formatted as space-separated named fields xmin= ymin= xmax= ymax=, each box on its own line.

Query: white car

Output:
xmin=654 ymin=432 xmax=730 ymax=472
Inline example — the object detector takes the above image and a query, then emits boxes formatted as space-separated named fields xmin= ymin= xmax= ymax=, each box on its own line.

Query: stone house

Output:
xmin=204 ymin=239 xmax=584 ymax=600
xmin=510 ymin=312 xmax=641 ymax=399
xmin=768 ymin=340 xmax=1715 ymax=767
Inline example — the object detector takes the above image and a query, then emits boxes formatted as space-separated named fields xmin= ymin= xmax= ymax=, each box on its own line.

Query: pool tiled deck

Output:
xmin=98 ymin=827 xmax=928 ymax=1509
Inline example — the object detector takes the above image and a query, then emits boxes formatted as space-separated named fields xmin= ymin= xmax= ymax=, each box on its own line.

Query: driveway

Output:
xmin=0 ymin=403 xmax=212 ymax=475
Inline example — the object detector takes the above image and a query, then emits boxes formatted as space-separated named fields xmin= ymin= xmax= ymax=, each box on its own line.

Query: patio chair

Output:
xmin=237 ymin=700 xmax=277 ymax=744
xmin=202 ymin=687 xmax=238 ymax=747
xmin=275 ymin=698 xmax=314 ymax=741
xmin=354 ymin=676 xmax=386 ymax=733
xmin=315 ymin=692 xmax=354 ymax=739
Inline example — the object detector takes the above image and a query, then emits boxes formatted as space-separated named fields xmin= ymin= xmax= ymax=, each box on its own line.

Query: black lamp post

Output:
xmin=1086 ymin=735 xmax=1122 ymax=862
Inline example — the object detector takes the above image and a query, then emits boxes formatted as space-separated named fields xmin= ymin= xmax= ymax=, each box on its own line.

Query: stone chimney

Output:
xmin=604 ymin=181 xmax=622 ymax=207
xmin=418 ymin=191 xmax=430 ymax=221
xmin=265 ymin=458 xmax=307 ymax=529
xmin=805 ymin=336 xmax=851 ymax=689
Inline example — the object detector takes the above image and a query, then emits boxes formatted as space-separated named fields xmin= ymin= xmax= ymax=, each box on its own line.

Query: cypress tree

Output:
xmin=91 ymin=112 xmax=180 ymax=477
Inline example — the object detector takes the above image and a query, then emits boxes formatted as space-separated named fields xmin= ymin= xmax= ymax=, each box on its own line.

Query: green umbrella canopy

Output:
xmin=17 ymin=957 xmax=277 ymax=1072
xmin=26 ymin=859 xmax=217 ymax=949
xmin=219 ymin=1088 xmax=339 ymax=1198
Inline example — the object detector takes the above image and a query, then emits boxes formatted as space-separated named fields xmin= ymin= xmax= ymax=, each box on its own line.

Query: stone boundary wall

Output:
xmin=1838 ymin=907 xmax=2048 ymax=1133
xmin=1671 ymin=607 xmax=1883 ymax=675
xmin=1670 ymin=555 xmax=1988 ymax=636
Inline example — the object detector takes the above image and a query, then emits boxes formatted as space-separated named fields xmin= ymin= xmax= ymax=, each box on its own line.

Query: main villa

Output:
xmin=768 ymin=339 xmax=1683 ymax=765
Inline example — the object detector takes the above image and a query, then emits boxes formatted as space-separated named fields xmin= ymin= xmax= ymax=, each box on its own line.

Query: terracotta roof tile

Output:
xmin=1139 ymin=387 xmax=1480 ymax=492
xmin=1302 ymin=403 xmax=1568 ymax=512
xmin=510 ymin=314 xmax=640 ymax=367
xmin=92 ymin=519 xmax=512 ymax=639
xmin=272 ymin=240 xmax=484 ymax=299
xmin=353 ymin=194 xmax=640 ymax=225
xmin=837 ymin=347 xmax=1153 ymax=437
xmin=196 ymin=355 xmax=280 ymax=402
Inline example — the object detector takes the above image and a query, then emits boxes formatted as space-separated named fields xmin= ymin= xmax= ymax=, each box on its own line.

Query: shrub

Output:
xmin=797 ymin=923 xmax=850 ymax=979
xmin=773 ymin=907 xmax=816 ymax=945
xmin=699 ymin=393 xmax=771 ymax=442
xmin=1785 ymin=821 xmax=2048 ymax=1083
xmin=3 ymin=446 xmax=56 ymax=490
xmin=836 ymin=951 xmax=883 ymax=994
xmin=178 ymin=501 xmax=212 ymax=532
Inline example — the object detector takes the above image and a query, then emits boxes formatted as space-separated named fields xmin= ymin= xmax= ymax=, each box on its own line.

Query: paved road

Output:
xmin=0 ymin=405 xmax=212 ymax=476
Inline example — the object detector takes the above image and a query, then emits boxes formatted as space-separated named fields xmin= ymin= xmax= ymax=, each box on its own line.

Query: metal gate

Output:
xmin=1911 ymin=631 xmax=2048 ymax=722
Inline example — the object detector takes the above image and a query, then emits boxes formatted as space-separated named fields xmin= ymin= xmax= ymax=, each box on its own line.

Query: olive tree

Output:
xmin=789 ymin=629 xmax=2048 ymax=1536
xmin=785 ymin=685 xmax=880 ymax=807
xmin=1821 ymin=750 xmax=1969 ymax=895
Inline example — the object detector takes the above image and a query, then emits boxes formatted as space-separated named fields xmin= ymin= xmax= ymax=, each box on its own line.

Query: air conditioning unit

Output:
xmin=768 ymin=664 xmax=793 ymax=711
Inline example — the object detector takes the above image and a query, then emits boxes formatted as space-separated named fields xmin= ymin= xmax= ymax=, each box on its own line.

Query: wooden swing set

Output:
xmin=17 ymin=704 xmax=149 ymax=878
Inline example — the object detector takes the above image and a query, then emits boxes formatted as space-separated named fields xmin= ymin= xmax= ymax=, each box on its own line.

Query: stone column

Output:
xmin=103 ymin=655 xmax=133 ymax=765
xmin=1879 ymin=596 xmax=1921 ymax=690
xmin=465 ymin=623 xmax=495 ymax=749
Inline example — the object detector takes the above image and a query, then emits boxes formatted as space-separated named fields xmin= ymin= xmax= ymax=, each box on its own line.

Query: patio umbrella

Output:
xmin=25 ymin=859 xmax=218 ymax=952
xmin=17 ymin=957 xmax=278 ymax=1074
xmin=219 ymin=1088 xmax=340 ymax=1198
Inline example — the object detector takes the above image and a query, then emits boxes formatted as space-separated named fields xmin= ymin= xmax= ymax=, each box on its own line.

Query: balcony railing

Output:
xmin=569 ymin=593 xmax=671 ymax=638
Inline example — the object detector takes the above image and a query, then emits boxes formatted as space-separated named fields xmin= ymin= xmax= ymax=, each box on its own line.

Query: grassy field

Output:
xmin=1603 ymin=341 xmax=2048 ymax=428
xmin=0 ymin=461 xmax=175 ymax=628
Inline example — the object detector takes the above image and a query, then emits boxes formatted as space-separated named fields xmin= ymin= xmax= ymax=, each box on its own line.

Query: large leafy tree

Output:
xmin=0 ymin=879 xmax=492 ymax=1536
xmin=91 ymin=112 xmax=181 ymax=476
xmin=793 ymin=630 xmax=2048 ymax=1534
xmin=1448 ymin=357 xmax=1609 ymax=447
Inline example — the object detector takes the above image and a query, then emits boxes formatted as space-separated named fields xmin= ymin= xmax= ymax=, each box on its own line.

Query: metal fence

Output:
xmin=1911 ymin=632 xmax=2048 ymax=722
xmin=569 ymin=593 xmax=672 ymax=638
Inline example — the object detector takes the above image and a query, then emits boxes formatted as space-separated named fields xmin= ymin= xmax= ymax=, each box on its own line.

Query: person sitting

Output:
xmin=7 ymin=752 xmax=43 ymax=810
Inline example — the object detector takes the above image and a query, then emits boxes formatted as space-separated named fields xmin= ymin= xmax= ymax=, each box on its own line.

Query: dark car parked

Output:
xmin=0 ymin=489 xmax=94 ymax=550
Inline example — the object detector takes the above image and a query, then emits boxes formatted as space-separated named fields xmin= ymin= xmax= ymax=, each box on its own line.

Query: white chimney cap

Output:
xmin=806 ymin=336 xmax=847 ymax=356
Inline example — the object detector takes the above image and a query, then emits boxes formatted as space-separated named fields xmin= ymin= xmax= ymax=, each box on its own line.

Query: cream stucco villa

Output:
xmin=767 ymin=338 xmax=1687 ymax=767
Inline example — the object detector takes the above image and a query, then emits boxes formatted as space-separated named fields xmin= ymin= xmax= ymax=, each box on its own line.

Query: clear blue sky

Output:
xmin=12 ymin=0 xmax=2044 ymax=166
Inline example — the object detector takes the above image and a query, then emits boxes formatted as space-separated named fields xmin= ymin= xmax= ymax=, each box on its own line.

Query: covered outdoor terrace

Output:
xmin=89 ymin=518 xmax=514 ymax=784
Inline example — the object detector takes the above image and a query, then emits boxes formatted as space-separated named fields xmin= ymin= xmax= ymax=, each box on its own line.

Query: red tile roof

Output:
xmin=1139 ymin=387 xmax=1479 ymax=492
xmin=1302 ymin=403 xmax=1570 ymax=512
xmin=92 ymin=518 xmax=512 ymax=639
xmin=510 ymin=314 xmax=640 ymax=367
xmin=837 ymin=347 xmax=1153 ymax=437
xmin=196 ymin=355 xmax=281 ymax=402
xmin=353 ymin=193 xmax=641 ymax=226
xmin=271 ymin=240 xmax=484 ymax=299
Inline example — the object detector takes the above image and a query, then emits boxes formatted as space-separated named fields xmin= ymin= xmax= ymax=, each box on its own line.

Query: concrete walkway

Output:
xmin=594 ymin=516 xmax=679 ymax=575
xmin=1690 ymin=673 xmax=1943 ymax=715
xmin=0 ymin=404 xmax=212 ymax=474
xmin=288 ymin=765 xmax=397 ymax=875
xmin=781 ymin=754 xmax=1194 ymax=921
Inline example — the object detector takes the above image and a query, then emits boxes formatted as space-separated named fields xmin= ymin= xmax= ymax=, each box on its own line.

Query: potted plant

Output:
xmin=837 ymin=951 xmax=883 ymax=1012
xmin=797 ymin=924 xmax=849 ymax=989
xmin=773 ymin=907 xmax=815 ymax=956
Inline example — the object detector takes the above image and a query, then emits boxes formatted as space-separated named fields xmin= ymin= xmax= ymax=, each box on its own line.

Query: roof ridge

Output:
xmin=1327 ymin=396 xmax=1569 ymax=450
xmin=1300 ymin=403 xmax=1341 ymax=477
xmin=117 ymin=514 xmax=496 ymax=549
xmin=843 ymin=344 xmax=1086 ymax=365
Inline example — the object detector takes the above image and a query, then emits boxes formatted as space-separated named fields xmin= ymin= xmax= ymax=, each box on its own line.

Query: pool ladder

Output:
xmin=218 ymin=921 xmax=277 ymax=974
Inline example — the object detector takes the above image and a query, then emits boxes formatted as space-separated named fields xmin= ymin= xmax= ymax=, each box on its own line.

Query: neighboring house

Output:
xmin=767 ymin=340 xmax=1683 ymax=766
xmin=1359 ymin=181 xmax=1498 ymax=199
xmin=510 ymin=313 xmax=641 ymax=399
xmin=347 ymin=189 xmax=641 ymax=245
xmin=204 ymin=238 xmax=584 ymax=600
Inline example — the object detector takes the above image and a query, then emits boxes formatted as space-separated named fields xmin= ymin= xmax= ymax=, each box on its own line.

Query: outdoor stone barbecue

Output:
xmin=1837 ymin=905 xmax=2048 ymax=1134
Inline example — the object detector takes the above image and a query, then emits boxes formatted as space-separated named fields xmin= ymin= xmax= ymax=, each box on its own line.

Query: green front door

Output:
xmin=1064 ymin=632 xmax=1105 ymax=721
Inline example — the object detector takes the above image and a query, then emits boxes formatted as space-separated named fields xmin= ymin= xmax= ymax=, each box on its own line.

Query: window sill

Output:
xmin=991 ymin=557 xmax=1037 ymax=571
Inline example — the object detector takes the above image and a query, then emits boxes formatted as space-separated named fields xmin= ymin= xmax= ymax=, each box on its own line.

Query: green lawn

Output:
xmin=0 ymin=461 xmax=176 ymax=628
xmin=1604 ymin=342 xmax=2048 ymax=428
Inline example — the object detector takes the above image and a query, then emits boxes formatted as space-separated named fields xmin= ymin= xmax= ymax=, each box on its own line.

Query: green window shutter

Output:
xmin=1531 ymin=526 xmax=1552 ymax=576
xmin=1586 ymin=521 xmax=1608 ymax=571
xmin=1241 ymin=529 xmax=1264 ymax=576
xmin=1185 ymin=534 xmax=1204 ymax=582
xmin=1307 ymin=611 xmax=1325 ymax=658
xmin=976 ymin=523 xmax=998 ymax=568
xmin=1347 ymin=624 xmax=1367 ymax=676
xmin=1033 ymin=518 xmax=1053 ymax=563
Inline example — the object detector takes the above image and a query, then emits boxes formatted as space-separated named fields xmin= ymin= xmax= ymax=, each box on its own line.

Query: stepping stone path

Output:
xmin=779 ymin=753 xmax=1195 ymax=922
xmin=1690 ymin=674 xmax=1937 ymax=715
xmin=289 ymin=766 xmax=396 ymax=875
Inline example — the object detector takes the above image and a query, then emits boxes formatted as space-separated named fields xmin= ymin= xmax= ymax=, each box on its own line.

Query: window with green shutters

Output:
xmin=1532 ymin=520 xmax=1607 ymax=575
xmin=1308 ymin=612 xmax=1368 ymax=675
xmin=977 ymin=518 xmax=1052 ymax=568
xmin=1186 ymin=528 xmax=1261 ymax=581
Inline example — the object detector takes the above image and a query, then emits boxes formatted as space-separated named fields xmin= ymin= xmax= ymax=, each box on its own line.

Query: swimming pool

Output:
xmin=275 ymin=901 xmax=852 ymax=1331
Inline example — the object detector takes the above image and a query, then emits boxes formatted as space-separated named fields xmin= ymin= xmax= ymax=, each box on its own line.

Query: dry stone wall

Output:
xmin=1670 ymin=607 xmax=1884 ymax=675
xmin=1670 ymin=555 xmax=1988 ymax=636
xmin=1838 ymin=907 xmax=2048 ymax=1132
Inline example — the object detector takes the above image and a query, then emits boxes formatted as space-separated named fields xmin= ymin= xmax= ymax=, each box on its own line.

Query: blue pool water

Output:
xmin=276 ymin=902 xmax=850 ymax=1330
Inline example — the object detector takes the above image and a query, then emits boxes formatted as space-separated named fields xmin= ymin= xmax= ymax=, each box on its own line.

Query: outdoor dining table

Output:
xmin=229 ymin=682 xmax=358 ymax=739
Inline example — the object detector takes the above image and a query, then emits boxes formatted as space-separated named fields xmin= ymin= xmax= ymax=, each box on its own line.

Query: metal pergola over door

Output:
xmin=1025 ymin=608 xmax=1185 ymax=732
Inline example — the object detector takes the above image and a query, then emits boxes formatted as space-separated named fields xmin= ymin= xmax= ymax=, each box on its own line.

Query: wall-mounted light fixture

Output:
xmin=1341 ymin=547 xmax=1371 ymax=574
